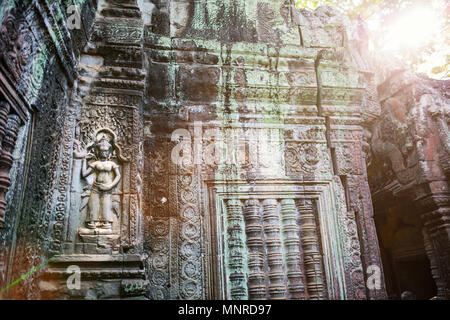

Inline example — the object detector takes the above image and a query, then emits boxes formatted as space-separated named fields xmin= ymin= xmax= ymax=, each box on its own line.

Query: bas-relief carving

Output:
xmin=6 ymin=0 xmax=440 ymax=300
xmin=75 ymin=129 xmax=126 ymax=235
xmin=142 ymin=1 xmax=386 ymax=300
xmin=0 ymin=0 xmax=100 ymax=298
xmin=0 ymin=7 xmax=34 ymax=85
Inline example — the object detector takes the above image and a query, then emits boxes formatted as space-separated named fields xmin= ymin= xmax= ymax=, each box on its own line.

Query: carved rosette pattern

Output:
xmin=285 ymin=143 xmax=330 ymax=175
xmin=331 ymin=173 xmax=371 ymax=299
xmin=145 ymin=140 xmax=170 ymax=299
xmin=422 ymin=227 xmax=444 ymax=298
xmin=225 ymin=199 xmax=248 ymax=300
xmin=147 ymin=217 xmax=170 ymax=300
xmin=147 ymin=142 xmax=169 ymax=218
xmin=145 ymin=139 xmax=205 ymax=300
xmin=284 ymin=126 xmax=331 ymax=178
xmin=178 ymin=167 xmax=203 ymax=300
xmin=297 ymin=200 xmax=327 ymax=299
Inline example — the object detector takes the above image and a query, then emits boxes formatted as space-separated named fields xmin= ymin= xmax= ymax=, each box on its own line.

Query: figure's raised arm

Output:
xmin=81 ymin=158 xmax=94 ymax=178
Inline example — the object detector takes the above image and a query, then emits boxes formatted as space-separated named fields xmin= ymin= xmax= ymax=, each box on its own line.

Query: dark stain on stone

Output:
xmin=221 ymin=43 xmax=233 ymax=114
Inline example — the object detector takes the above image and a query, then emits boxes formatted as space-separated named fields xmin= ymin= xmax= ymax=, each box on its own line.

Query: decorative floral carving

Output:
xmin=0 ymin=8 xmax=35 ymax=84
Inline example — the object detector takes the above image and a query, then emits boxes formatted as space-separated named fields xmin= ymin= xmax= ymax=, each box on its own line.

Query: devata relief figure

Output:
xmin=77 ymin=128 xmax=126 ymax=232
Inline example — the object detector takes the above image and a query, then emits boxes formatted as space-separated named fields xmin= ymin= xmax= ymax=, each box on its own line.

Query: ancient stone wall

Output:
xmin=2 ymin=0 xmax=437 ymax=300
xmin=142 ymin=1 xmax=386 ymax=300
xmin=0 ymin=0 xmax=97 ymax=298
xmin=369 ymin=63 xmax=450 ymax=299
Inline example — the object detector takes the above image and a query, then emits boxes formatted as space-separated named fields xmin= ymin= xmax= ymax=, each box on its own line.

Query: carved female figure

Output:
xmin=80 ymin=129 xmax=125 ymax=230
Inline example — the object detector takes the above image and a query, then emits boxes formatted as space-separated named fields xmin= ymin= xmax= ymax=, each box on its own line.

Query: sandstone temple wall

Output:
xmin=0 ymin=0 xmax=447 ymax=300
xmin=369 ymin=63 xmax=450 ymax=299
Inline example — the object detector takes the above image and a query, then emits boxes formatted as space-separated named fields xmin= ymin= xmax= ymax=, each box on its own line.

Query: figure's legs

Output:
xmin=99 ymin=193 xmax=113 ymax=229
xmin=87 ymin=190 xmax=100 ymax=228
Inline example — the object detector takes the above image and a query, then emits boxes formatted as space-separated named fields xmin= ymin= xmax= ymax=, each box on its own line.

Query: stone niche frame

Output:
xmin=204 ymin=179 xmax=350 ymax=300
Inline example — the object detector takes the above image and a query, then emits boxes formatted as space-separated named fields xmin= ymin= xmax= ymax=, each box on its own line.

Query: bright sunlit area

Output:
xmin=295 ymin=0 xmax=450 ymax=79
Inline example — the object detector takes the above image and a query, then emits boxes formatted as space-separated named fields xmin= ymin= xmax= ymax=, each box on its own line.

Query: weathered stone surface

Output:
xmin=0 ymin=0 xmax=447 ymax=300
xmin=369 ymin=69 xmax=450 ymax=299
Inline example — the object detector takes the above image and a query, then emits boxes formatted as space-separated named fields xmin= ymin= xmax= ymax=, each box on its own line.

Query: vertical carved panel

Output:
xmin=145 ymin=140 xmax=171 ymax=299
xmin=262 ymin=199 xmax=286 ymax=299
xmin=0 ymin=114 xmax=21 ymax=227
xmin=422 ymin=227 xmax=443 ymax=298
xmin=147 ymin=217 xmax=171 ymax=300
xmin=280 ymin=199 xmax=305 ymax=299
xmin=178 ymin=168 xmax=203 ymax=300
xmin=297 ymin=200 xmax=327 ymax=299
xmin=225 ymin=199 xmax=248 ymax=300
xmin=243 ymin=199 xmax=266 ymax=299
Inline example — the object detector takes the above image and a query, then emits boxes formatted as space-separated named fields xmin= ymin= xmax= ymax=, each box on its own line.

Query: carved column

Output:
xmin=225 ymin=199 xmax=248 ymax=300
xmin=280 ymin=199 xmax=305 ymax=299
xmin=0 ymin=100 xmax=10 ymax=226
xmin=243 ymin=199 xmax=266 ymax=299
xmin=416 ymin=186 xmax=450 ymax=299
xmin=298 ymin=200 xmax=326 ymax=299
xmin=328 ymin=120 xmax=387 ymax=299
xmin=422 ymin=227 xmax=445 ymax=298
xmin=0 ymin=99 xmax=21 ymax=227
xmin=262 ymin=199 xmax=286 ymax=299
xmin=0 ymin=101 xmax=10 ymax=148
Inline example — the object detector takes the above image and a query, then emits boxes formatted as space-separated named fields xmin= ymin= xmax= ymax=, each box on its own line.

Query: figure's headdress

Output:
xmin=86 ymin=128 xmax=129 ymax=162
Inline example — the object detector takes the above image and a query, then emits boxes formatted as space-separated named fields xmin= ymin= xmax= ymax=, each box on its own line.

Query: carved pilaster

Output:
xmin=281 ymin=199 xmax=305 ymax=299
xmin=243 ymin=199 xmax=266 ymax=299
xmin=298 ymin=200 xmax=326 ymax=299
xmin=347 ymin=175 xmax=387 ymax=299
xmin=422 ymin=227 xmax=445 ymax=299
xmin=262 ymin=199 xmax=286 ymax=299
xmin=416 ymin=188 xmax=450 ymax=299
xmin=225 ymin=199 xmax=247 ymax=300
